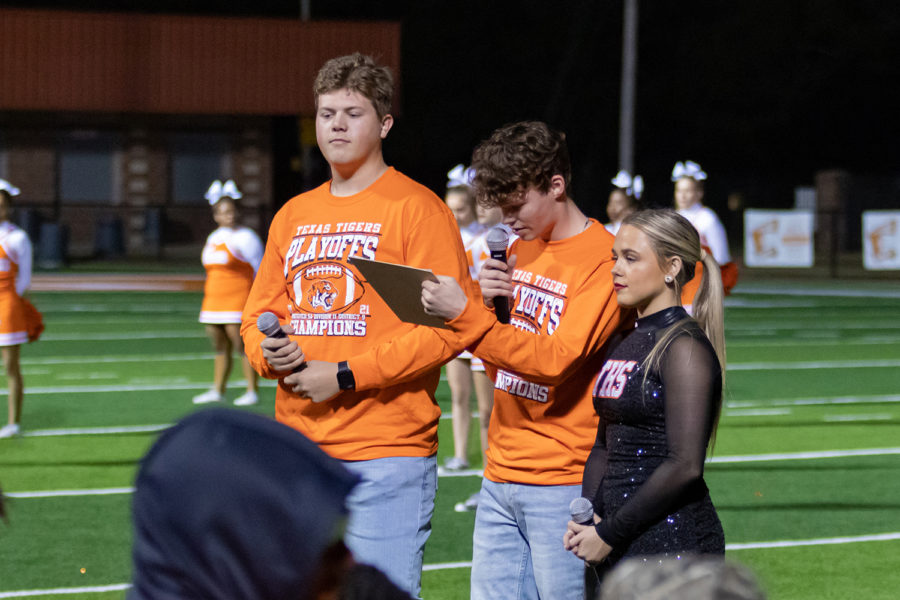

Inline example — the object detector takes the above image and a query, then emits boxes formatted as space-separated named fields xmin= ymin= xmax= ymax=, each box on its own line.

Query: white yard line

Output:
xmin=21 ymin=353 xmax=214 ymax=365
xmin=39 ymin=304 xmax=195 ymax=313
xmin=728 ymin=358 xmax=900 ymax=371
xmin=9 ymin=449 xmax=898 ymax=500
xmin=725 ymin=408 xmax=792 ymax=417
xmin=726 ymin=531 xmax=900 ymax=550
xmin=7 ymin=488 xmax=135 ymax=498
xmin=822 ymin=414 xmax=893 ymax=422
xmin=708 ymin=447 xmax=900 ymax=463
xmin=419 ymin=532 xmax=900 ymax=575
xmin=39 ymin=331 xmax=206 ymax=341
xmin=728 ymin=336 xmax=900 ymax=347
xmin=0 ymin=584 xmax=132 ymax=598
xmin=727 ymin=321 xmax=900 ymax=331
xmin=23 ymin=425 xmax=171 ymax=438
xmin=2 ymin=380 xmax=277 ymax=396
xmin=727 ymin=394 xmax=900 ymax=408
xmin=423 ymin=561 xmax=473 ymax=571
xmin=2 ymin=532 xmax=898 ymax=596
xmin=732 ymin=285 xmax=900 ymax=299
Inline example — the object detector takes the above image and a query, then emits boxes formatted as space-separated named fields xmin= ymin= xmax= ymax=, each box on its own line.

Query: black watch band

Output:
xmin=337 ymin=360 xmax=356 ymax=391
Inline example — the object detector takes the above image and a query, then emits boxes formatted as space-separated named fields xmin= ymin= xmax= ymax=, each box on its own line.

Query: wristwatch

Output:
xmin=336 ymin=360 xmax=356 ymax=391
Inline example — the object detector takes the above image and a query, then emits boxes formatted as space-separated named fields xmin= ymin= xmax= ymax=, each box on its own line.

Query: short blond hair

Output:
xmin=314 ymin=53 xmax=393 ymax=119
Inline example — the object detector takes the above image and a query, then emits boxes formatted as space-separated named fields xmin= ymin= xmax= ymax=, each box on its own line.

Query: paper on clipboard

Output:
xmin=348 ymin=257 xmax=449 ymax=329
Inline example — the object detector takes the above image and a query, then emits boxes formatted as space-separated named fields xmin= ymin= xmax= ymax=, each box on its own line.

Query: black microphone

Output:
xmin=486 ymin=226 xmax=510 ymax=324
xmin=256 ymin=312 xmax=306 ymax=372
xmin=569 ymin=496 xmax=594 ymax=525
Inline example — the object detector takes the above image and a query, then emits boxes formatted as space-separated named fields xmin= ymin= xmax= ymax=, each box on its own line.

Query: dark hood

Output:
xmin=128 ymin=408 xmax=359 ymax=600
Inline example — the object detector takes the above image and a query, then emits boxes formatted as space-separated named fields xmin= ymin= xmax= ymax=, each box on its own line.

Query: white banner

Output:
xmin=862 ymin=211 xmax=900 ymax=270
xmin=744 ymin=210 xmax=814 ymax=267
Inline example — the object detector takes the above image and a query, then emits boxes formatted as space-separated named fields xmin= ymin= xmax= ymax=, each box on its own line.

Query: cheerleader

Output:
xmin=0 ymin=181 xmax=42 ymax=439
xmin=441 ymin=165 xmax=493 ymax=476
xmin=671 ymin=161 xmax=739 ymax=294
xmin=606 ymin=170 xmax=644 ymax=235
xmin=193 ymin=180 xmax=264 ymax=406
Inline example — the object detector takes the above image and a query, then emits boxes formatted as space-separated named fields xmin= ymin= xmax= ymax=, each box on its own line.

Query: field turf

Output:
xmin=1 ymin=280 xmax=899 ymax=599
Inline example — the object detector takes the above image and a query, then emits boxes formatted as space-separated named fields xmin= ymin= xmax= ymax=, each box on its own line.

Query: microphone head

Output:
xmin=569 ymin=496 xmax=594 ymax=524
xmin=256 ymin=312 xmax=282 ymax=337
xmin=486 ymin=226 xmax=509 ymax=253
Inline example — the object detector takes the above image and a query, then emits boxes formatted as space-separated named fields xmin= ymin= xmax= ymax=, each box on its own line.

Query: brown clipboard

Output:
xmin=348 ymin=257 xmax=449 ymax=329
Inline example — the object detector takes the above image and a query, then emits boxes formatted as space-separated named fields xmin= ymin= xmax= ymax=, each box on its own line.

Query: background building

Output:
xmin=0 ymin=7 xmax=399 ymax=261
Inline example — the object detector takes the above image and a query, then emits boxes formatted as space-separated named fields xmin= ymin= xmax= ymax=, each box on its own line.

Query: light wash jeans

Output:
xmin=471 ymin=478 xmax=585 ymax=600
xmin=341 ymin=455 xmax=437 ymax=599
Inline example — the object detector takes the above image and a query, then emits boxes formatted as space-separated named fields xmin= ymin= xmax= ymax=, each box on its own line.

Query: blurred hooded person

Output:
xmin=128 ymin=408 xmax=411 ymax=600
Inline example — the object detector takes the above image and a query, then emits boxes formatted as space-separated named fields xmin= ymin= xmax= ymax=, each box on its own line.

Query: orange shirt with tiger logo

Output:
xmin=241 ymin=168 xmax=478 ymax=461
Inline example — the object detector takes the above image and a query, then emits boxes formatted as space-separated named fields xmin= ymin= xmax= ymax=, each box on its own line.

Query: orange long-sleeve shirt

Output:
xmin=241 ymin=168 xmax=477 ymax=460
xmin=448 ymin=221 xmax=626 ymax=485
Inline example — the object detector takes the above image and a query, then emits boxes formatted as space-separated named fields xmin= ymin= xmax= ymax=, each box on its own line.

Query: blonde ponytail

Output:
xmin=693 ymin=250 xmax=726 ymax=375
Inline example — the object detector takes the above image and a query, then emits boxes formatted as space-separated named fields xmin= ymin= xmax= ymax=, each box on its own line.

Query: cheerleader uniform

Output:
xmin=0 ymin=221 xmax=35 ymax=346
xmin=677 ymin=203 xmax=739 ymax=294
xmin=199 ymin=226 xmax=263 ymax=324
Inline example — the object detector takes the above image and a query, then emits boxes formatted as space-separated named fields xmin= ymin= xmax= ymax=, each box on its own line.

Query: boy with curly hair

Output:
xmin=422 ymin=121 xmax=626 ymax=599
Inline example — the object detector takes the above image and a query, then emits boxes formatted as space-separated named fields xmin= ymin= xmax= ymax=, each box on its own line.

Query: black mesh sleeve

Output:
xmin=582 ymin=410 xmax=607 ymax=515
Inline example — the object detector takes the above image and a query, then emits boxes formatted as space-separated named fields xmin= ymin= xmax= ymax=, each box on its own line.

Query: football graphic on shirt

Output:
xmin=291 ymin=261 xmax=365 ymax=313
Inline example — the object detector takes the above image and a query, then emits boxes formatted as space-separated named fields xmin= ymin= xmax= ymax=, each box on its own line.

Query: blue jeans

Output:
xmin=341 ymin=455 xmax=437 ymax=598
xmin=471 ymin=479 xmax=585 ymax=600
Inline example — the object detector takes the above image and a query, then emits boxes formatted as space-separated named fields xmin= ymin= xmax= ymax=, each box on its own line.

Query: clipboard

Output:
xmin=348 ymin=257 xmax=449 ymax=329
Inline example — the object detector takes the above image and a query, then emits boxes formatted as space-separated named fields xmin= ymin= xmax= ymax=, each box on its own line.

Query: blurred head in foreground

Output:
xmin=601 ymin=556 xmax=766 ymax=600
xmin=128 ymin=408 xmax=361 ymax=600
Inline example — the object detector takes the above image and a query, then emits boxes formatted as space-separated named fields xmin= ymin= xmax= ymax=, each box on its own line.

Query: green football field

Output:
xmin=1 ymin=279 xmax=899 ymax=599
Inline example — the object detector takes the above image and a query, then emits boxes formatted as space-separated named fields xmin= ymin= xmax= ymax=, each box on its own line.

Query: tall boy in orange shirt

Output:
xmin=422 ymin=121 xmax=625 ymax=599
xmin=240 ymin=53 xmax=476 ymax=597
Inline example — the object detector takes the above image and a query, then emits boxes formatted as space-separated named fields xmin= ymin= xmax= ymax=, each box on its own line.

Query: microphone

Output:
xmin=256 ymin=312 xmax=306 ymax=372
xmin=486 ymin=226 xmax=510 ymax=324
xmin=570 ymin=497 xmax=602 ymax=585
xmin=569 ymin=497 xmax=594 ymax=525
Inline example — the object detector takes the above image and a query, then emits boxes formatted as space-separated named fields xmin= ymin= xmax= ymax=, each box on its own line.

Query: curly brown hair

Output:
xmin=470 ymin=121 xmax=571 ymax=208
xmin=313 ymin=53 xmax=393 ymax=119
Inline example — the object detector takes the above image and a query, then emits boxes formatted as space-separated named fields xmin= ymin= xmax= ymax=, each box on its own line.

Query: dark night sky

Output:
xmin=3 ymin=0 xmax=899 ymax=219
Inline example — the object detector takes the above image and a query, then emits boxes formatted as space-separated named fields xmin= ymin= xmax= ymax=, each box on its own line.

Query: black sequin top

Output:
xmin=582 ymin=306 xmax=724 ymax=570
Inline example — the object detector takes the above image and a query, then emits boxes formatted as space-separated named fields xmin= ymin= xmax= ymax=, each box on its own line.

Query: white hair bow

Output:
xmin=447 ymin=164 xmax=475 ymax=188
xmin=0 ymin=179 xmax=21 ymax=196
xmin=631 ymin=175 xmax=644 ymax=199
xmin=671 ymin=161 xmax=707 ymax=182
xmin=610 ymin=170 xmax=644 ymax=199
xmin=205 ymin=179 xmax=243 ymax=205
xmin=221 ymin=180 xmax=242 ymax=200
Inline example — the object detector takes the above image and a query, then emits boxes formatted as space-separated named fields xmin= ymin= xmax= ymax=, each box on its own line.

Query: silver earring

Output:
xmin=665 ymin=275 xmax=673 ymax=283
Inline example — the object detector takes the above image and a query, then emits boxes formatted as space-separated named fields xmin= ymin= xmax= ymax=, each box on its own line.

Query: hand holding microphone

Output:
xmin=564 ymin=496 xmax=611 ymax=569
xmin=256 ymin=312 xmax=306 ymax=373
xmin=480 ymin=226 xmax=514 ymax=324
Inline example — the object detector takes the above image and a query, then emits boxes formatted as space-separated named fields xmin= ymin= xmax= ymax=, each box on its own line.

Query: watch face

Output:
xmin=337 ymin=363 xmax=355 ymax=390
